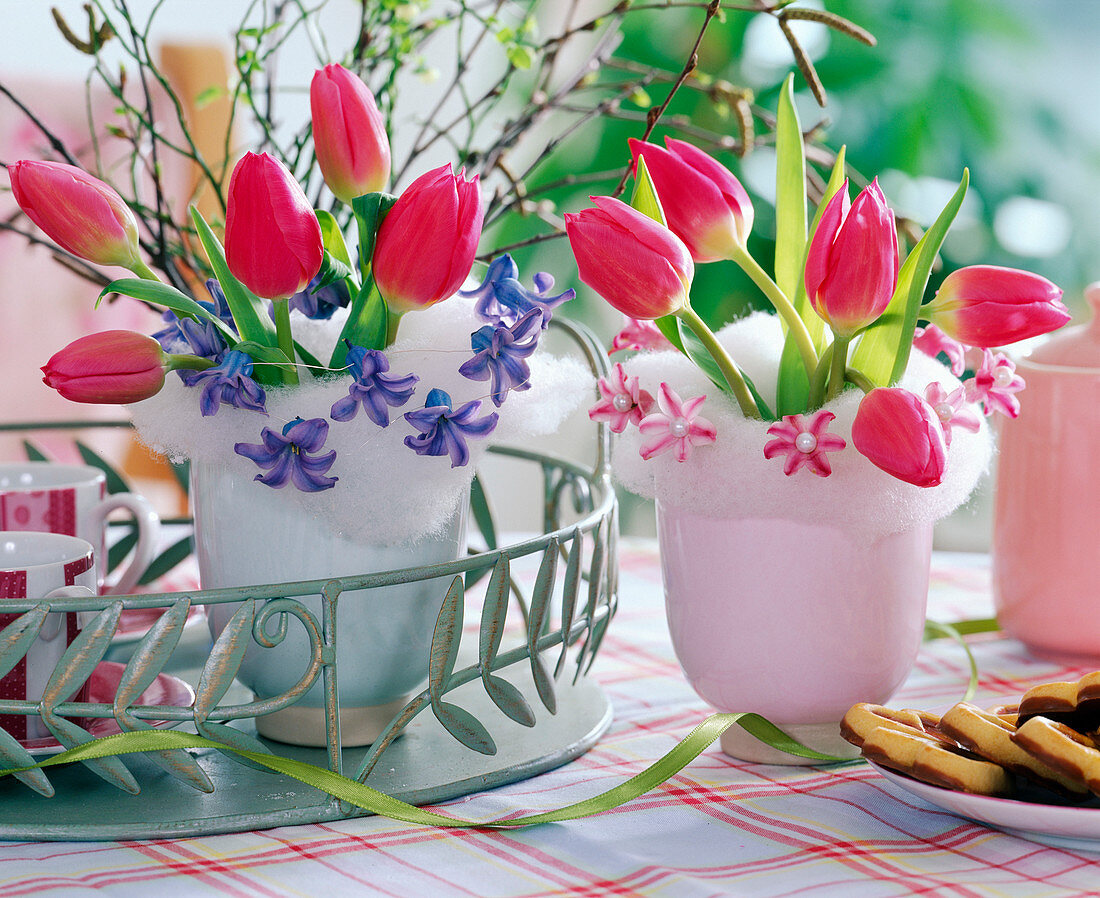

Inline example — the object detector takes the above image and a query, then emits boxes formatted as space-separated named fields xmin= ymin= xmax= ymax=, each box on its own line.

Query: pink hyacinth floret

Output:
xmin=610 ymin=316 xmax=673 ymax=354
xmin=763 ymin=410 xmax=847 ymax=477
xmin=638 ymin=383 xmax=716 ymax=463
xmin=924 ymin=382 xmax=981 ymax=446
xmin=588 ymin=363 xmax=655 ymax=433
xmin=913 ymin=324 xmax=967 ymax=377
xmin=965 ymin=350 xmax=1026 ymax=418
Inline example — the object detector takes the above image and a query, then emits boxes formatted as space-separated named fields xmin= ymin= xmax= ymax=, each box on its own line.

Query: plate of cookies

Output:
xmin=842 ymin=673 xmax=1100 ymax=851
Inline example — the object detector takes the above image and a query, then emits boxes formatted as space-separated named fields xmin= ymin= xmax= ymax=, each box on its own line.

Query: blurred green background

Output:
xmin=498 ymin=0 xmax=1098 ymax=340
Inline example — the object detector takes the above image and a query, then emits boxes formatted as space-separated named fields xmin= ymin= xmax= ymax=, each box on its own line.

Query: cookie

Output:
xmin=938 ymin=702 xmax=1088 ymax=797
xmin=1011 ymin=717 xmax=1100 ymax=796
xmin=861 ymin=725 xmax=1014 ymax=796
xmin=1017 ymin=672 xmax=1100 ymax=732
xmin=840 ymin=702 xmax=946 ymax=748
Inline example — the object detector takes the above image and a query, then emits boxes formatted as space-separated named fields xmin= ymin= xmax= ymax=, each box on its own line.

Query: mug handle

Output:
xmin=90 ymin=493 xmax=162 ymax=595
xmin=38 ymin=585 xmax=96 ymax=640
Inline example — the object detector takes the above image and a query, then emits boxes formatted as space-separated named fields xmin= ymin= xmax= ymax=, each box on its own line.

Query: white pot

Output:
xmin=193 ymin=460 xmax=468 ymax=747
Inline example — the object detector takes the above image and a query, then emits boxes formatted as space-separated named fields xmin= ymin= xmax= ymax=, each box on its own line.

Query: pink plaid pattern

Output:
xmin=0 ymin=544 xmax=1097 ymax=896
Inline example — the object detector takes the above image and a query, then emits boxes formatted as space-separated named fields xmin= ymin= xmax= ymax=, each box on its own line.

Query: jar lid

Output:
xmin=1027 ymin=282 xmax=1100 ymax=368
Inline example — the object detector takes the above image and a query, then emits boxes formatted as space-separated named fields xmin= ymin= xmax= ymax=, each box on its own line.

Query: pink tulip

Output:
xmin=565 ymin=195 xmax=694 ymax=320
xmin=41 ymin=331 xmax=166 ymax=404
xmin=804 ymin=179 xmax=899 ymax=337
xmin=225 ymin=152 xmax=324 ymax=299
xmin=8 ymin=160 xmax=144 ymax=269
xmin=628 ymin=137 xmax=753 ymax=262
xmin=851 ymin=387 xmax=947 ymax=488
xmin=923 ymin=265 xmax=1069 ymax=348
xmin=372 ymin=163 xmax=484 ymax=314
xmin=310 ymin=64 xmax=391 ymax=202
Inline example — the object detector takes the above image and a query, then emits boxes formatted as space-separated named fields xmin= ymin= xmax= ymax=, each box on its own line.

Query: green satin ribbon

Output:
xmin=0 ymin=713 xmax=847 ymax=828
xmin=0 ymin=617 xmax=996 ymax=827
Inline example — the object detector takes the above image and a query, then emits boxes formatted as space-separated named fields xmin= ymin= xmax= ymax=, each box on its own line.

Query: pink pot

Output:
xmin=993 ymin=286 xmax=1100 ymax=662
xmin=657 ymin=501 xmax=932 ymax=764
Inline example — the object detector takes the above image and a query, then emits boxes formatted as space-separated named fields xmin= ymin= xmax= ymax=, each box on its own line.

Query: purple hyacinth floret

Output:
xmin=330 ymin=344 xmax=419 ymax=426
xmin=234 ymin=417 xmax=338 ymax=492
xmin=403 ymin=389 xmax=499 ymax=468
xmin=460 ymin=254 xmax=574 ymax=329
xmin=286 ymin=273 xmax=351 ymax=320
xmin=153 ymin=278 xmax=237 ymax=356
xmin=179 ymin=349 xmax=267 ymax=417
xmin=458 ymin=308 xmax=542 ymax=407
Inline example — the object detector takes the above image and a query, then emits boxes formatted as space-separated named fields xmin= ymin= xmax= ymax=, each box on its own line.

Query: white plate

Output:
xmin=869 ymin=761 xmax=1100 ymax=852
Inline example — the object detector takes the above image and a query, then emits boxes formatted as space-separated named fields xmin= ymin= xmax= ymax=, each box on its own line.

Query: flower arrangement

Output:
xmin=10 ymin=63 xmax=587 ymax=541
xmin=568 ymin=78 xmax=1070 ymax=531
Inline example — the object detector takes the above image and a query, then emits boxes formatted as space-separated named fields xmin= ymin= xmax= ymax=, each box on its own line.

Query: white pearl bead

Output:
xmin=671 ymin=418 xmax=689 ymax=438
xmin=612 ymin=393 xmax=633 ymax=412
xmin=795 ymin=432 xmax=817 ymax=453
xmin=993 ymin=367 xmax=1013 ymax=387
xmin=935 ymin=402 xmax=954 ymax=423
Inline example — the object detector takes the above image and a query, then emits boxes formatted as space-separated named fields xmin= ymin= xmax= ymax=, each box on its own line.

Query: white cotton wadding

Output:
xmin=609 ymin=312 xmax=993 ymax=539
xmin=127 ymin=296 xmax=592 ymax=546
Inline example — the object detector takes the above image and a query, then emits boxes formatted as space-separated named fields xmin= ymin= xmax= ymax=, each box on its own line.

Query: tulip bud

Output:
xmin=225 ymin=152 xmax=325 ymax=300
xmin=8 ymin=160 xmax=144 ymax=270
xmin=564 ymin=195 xmax=694 ymax=319
xmin=923 ymin=265 xmax=1069 ymax=348
xmin=628 ymin=137 xmax=753 ymax=262
xmin=42 ymin=331 xmax=167 ymax=404
xmin=851 ymin=387 xmax=948 ymax=488
xmin=372 ymin=163 xmax=484 ymax=314
xmin=310 ymin=63 xmax=391 ymax=202
xmin=804 ymin=179 xmax=899 ymax=337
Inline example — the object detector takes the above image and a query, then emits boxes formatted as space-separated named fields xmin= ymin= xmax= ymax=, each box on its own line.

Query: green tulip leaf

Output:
xmin=776 ymin=147 xmax=846 ymax=415
xmin=98 ymin=278 xmax=238 ymax=346
xmin=316 ymin=209 xmax=352 ymax=269
xmin=851 ymin=169 xmax=969 ymax=386
xmin=189 ymin=205 xmax=278 ymax=349
xmin=231 ymin=340 xmax=296 ymax=386
xmin=774 ymin=74 xmax=807 ymax=305
xmin=351 ymin=191 xmax=398 ymax=279
xmin=21 ymin=440 xmax=49 ymax=462
xmin=76 ymin=441 xmax=130 ymax=495
xmin=331 ymin=278 xmax=388 ymax=369
xmin=313 ymin=250 xmax=353 ymax=290
xmin=629 ymin=156 xmax=667 ymax=225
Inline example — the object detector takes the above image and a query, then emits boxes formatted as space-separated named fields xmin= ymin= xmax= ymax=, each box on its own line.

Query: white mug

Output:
xmin=0 ymin=462 xmax=159 ymax=595
xmin=0 ymin=531 xmax=97 ymax=742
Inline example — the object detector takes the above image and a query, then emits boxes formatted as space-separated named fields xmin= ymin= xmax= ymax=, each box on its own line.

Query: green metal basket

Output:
xmin=0 ymin=318 xmax=617 ymax=840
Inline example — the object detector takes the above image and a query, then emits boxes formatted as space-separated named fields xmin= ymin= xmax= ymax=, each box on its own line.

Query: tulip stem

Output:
xmin=730 ymin=247 xmax=818 ymax=378
xmin=164 ymin=354 xmax=216 ymax=372
xmin=130 ymin=259 xmax=160 ymax=281
xmin=385 ymin=308 xmax=403 ymax=347
xmin=845 ymin=367 xmax=875 ymax=394
xmin=271 ymin=298 xmax=299 ymax=386
xmin=676 ymin=305 xmax=760 ymax=419
xmin=807 ymin=343 xmax=834 ymax=410
xmin=826 ymin=335 xmax=851 ymax=402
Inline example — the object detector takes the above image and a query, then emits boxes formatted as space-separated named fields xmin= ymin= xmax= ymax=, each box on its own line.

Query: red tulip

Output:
xmin=8 ymin=160 xmax=144 ymax=270
xmin=225 ymin=152 xmax=324 ymax=300
xmin=564 ymin=195 xmax=694 ymax=319
xmin=804 ymin=179 xmax=899 ymax=337
xmin=851 ymin=387 xmax=948 ymax=488
xmin=923 ymin=265 xmax=1069 ymax=348
xmin=628 ymin=137 xmax=753 ymax=262
xmin=372 ymin=163 xmax=484 ymax=314
xmin=310 ymin=63 xmax=391 ymax=202
xmin=42 ymin=331 xmax=166 ymax=404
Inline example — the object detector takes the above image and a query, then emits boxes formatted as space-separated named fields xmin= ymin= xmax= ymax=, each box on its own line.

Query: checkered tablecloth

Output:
xmin=1 ymin=541 xmax=1098 ymax=897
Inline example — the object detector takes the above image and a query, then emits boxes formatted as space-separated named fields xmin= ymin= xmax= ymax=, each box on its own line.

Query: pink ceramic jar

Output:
xmin=993 ymin=284 xmax=1100 ymax=661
